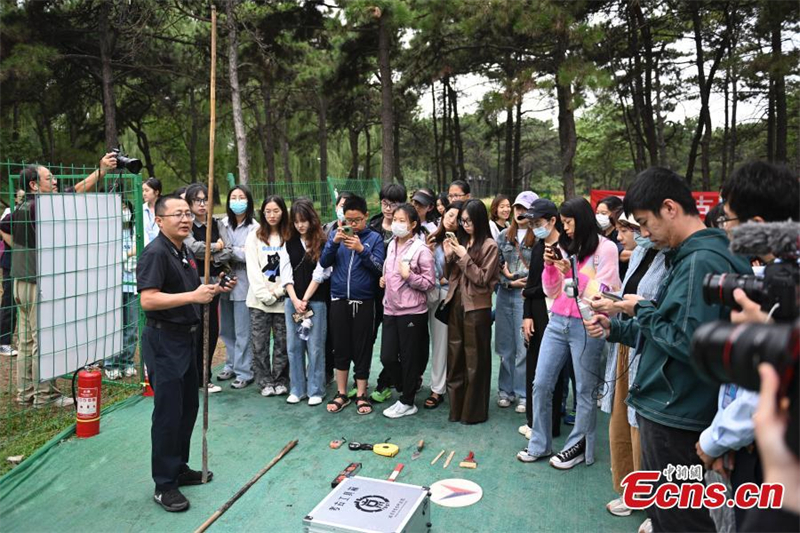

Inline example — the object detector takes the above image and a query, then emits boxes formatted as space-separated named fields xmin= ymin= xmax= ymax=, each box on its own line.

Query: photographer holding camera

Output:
xmin=585 ymin=168 xmax=752 ymax=532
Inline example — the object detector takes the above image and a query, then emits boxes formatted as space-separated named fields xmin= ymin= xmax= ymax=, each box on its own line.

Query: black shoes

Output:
xmin=178 ymin=467 xmax=214 ymax=486
xmin=154 ymin=489 xmax=189 ymax=512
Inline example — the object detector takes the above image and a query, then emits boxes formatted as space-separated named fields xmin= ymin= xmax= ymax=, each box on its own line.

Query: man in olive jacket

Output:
xmin=587 ymin=168 xmax=751 ymax=533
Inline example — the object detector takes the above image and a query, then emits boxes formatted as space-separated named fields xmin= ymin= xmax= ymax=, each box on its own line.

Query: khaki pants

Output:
xmin=15 ymin=279 xmax=60 ymax=405
xmin=609 ymin=344 xmax=642 ymax=493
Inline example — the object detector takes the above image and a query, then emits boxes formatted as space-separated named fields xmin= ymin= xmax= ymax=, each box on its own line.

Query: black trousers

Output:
xmin=380 ymin=313 xmax=429 ymax=405
xmin=325 ymin=299 xmax=335 ymax=378
xmin=195 ymin=295 xmax=220 ymax=385
xmin=525 ymin=299 xmax=563 ymax=437
xmin=638 ymin=415 xmax=716 ymax=532
xmin=733 ymin=445 xmax=800 ymax=532
xmin=0 ymin=266 xmax=15 ymax=345
xmin=142 ymin=325 xmax=199 ymax=492
xmin=331 ymin=299 xmax=375 ymax=381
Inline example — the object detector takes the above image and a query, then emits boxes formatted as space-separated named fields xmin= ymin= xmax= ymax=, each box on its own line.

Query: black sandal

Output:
xmin=355 ymin=395 xmax=373 ymax=415
xmin=424 ymin=394 xmax=444 ymax=410
xmin=327 ymin=393 xmax=351 ymax=413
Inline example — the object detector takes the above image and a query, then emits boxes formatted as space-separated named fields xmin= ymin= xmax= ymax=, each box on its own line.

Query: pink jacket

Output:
xmin=543 ymin=236 xmax=621 ymax=319
xmin=383 ymin=237 xmax=436 ymax=316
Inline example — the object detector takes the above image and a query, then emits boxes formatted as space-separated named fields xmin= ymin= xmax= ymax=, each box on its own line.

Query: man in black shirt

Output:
xmin=137 ymin=195 xmax=235 ymax=512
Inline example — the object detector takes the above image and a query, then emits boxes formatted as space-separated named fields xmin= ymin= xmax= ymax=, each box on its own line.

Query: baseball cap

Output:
xmin=617 ymin=212 xmax=640 ymax=228
xmin=411 ymin=190 xmax=435 ymax=206
xmin=520 ymin=198 xmax=559 ymax=221
xmin=513 ymin=191 xmax=539 ymax=210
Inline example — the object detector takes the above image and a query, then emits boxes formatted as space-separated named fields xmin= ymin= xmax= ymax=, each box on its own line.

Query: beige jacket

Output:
xmin=444 ymin=238 xmax=500 ymax=312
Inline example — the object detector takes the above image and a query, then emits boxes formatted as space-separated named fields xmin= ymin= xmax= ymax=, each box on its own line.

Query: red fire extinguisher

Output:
xmin=76 ymin=366 xmax=102 ymax=438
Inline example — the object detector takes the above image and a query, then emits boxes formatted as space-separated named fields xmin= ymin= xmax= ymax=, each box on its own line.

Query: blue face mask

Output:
xmin=634 ymin=233 xmax=654 ymax=249
xmin=533 ymin=225 xmax=551 ymax=240
xmin=230 ymin=199 xmax=248 ymax=215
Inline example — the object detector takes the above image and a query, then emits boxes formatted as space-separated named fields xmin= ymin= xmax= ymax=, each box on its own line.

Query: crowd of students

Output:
xmin=127 ymin=162 xmax=798 ymax=531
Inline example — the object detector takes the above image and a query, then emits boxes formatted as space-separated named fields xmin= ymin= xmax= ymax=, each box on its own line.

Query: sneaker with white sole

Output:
xmin=153 ymin=489 xmax=189 ymax=512
xmin=34 ymin=396 xmax=75 ymax=409
xmin=308 ymin=396 xmax=324 ymax=406
xmin=261 ymin=385 xmax=275 ymax=397
xmin=549 ymin=438 xmax=585 ymax=470
xmin=518 ymin=424 xmax=532 ymax=440
xmin=0 ymin=345 xmax=18 ymax=356
xmin=124 ymin=366 xmax=138 ymax=378
xmin=104 ymin=368 xmax=121 ymax=380
xmin=638 ymin=518 xmax=652 ymax=533
xmin=606 ymin=497 xmax=632 ymax=517
xmin=273 ymin=384 xmax=288 ymax=396
xmin=515 ymin=401 xmax=526 ymax=413
xmin=205 ymin=383 xmax=222 ymax=394
xmin=516 ymin=449 xmax=550 ymax=463
xmin=383 ymin=400 xmax=418 ymax=419
xmin=286 ymin=394 xmax=306 ymax=404
xmin=497 ymin=397 xmax=512 ymax=408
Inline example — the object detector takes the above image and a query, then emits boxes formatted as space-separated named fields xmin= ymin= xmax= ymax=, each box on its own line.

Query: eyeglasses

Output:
xmin=715 ymin=215 xmax=739 ymax=227
xmin=160 ymin=211 xmax=195 ymax=221
xmin=459 ymin=217 xmax=473 ymax=227
xmin=192 ymin=198 xmax=207 ymax=206
xmin=381 ymin=200 xmax=399 ymax=210
xmin=448 ymin=193 xmax=466 ymax=201
xmin=345 ymin=217 xmax=365 ymax=225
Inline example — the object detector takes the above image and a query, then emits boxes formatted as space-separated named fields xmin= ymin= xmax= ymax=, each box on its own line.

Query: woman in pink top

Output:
xmin=517 ymin=198 xmax=620 ymax=470
xmin=378 ymin=204 xmax=436 ymax=419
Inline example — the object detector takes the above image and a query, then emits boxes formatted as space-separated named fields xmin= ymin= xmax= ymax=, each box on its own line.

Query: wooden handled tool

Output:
xmin=411 ymin=440 xmax=424 ymax=460
xmin=431 ymin=449 xmax=445 ymax=465
xmin=443 ymin=450 xmax=455 ymax=469
xmin=459 ymin=451 xmax=477 ymax=469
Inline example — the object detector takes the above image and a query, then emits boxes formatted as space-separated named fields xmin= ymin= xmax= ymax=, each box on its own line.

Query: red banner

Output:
xmin=590 ymin=190 xmax=720 ymax=220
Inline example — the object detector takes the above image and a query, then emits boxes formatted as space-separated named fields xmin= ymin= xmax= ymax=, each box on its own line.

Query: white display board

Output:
xmin=36 ymin=193 xmax=123 ymax=381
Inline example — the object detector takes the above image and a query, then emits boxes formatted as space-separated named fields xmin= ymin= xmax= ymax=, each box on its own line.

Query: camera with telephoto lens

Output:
xmin=702 ymin=262 xmax=799 ymax=322
xmin=111 ymin=147 xmax=143 ymax=174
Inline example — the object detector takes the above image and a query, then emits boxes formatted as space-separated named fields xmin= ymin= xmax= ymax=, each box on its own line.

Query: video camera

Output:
xmin=111 ymin=147 xmax=143 ymax=174
xmin=691 ymin=221 xmax=800 ymax=457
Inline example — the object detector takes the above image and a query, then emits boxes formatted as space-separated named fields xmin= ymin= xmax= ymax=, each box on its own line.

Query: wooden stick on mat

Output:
xmin=195 ymin=440 xmax=298 ymax=533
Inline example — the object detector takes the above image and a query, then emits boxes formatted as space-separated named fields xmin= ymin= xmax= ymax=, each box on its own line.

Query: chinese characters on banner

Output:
xmin=589 ymin=190 xmax=721 ymax=221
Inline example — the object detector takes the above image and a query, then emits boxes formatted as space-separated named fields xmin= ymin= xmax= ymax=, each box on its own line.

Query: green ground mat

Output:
xmin=0 ymin=336 xmax=644 ymax=532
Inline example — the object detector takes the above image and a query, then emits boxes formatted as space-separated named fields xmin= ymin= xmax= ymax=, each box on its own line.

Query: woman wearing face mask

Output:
xmin=518 ymin=199 xmax=566 ymax=440
xmin=104 ymin=200 xmax=139 ymax=380
xmin=377 ymin=204 xmax=435 ymax=418
xmin=590 ymin=212 xmax=667 ymax=519
xmin=443 ymin=199 xmax=500 ymax=424
xmin=517 ymin=197 xmax=620 ymax=469
xmin=423 ymin=201 xmax=462 ymax=409
xmin=495 ymin=191 xmax=538 ymax=412
xmin=185 ymin=183 xmax=232 ymax=394
xmin=216 ymin=186 xmax=258 ymax=389
xmin=596 ymin=196 xmax=630 ymax=278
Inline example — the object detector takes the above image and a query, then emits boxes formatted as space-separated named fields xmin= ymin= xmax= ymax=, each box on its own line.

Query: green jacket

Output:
xmin=608 ymin=228 xmax=752 ymax=432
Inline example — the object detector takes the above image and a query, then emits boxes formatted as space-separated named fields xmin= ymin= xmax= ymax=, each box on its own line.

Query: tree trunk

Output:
xmin=393 ymin=116 xmax=404 ymax=185
xmin=377 ymin=9 xmax=394 ymax=184
xmin=12 ymin=103 xmax=19 ymax=142
xmin=260 ymin=80 xmax=276 ymax=183
xmin=771 ymin=5 xmax=787 ymax=163
xmin=513 ymin=99 xmax=522 ymax=191
xmin=348 ymin=127 xmax=360 ymax=180
xmin=631 ymin=1 xmax=658 ymax=166
xmin=431 ymin=83 xmax=441 ymax=191
xmin=448 ymin=82 xmax=466 ymax=182
xmin=722 ymin=65 xmax=730 ymax=182
xmin=503 ymin=104 xmax=513 ymax=191
xmin=767 ymin=77 xmax=775 ymax=162
xmin=188 ymin=89 xmax=199 ymax=182
xmin=281 ymin=117 xmax=291 ymax=182
xmin=365 ymin=125 xmax=372 ymax=180
xmin=446 ymin=82 xmax=457 ymax=183
xmin=318 ymin=94 xmax=328 ymax=182
xmin=226 ymin=0 xmax=249 ymax=184
xmin=556 ymin=82 xmax=577 ymax=199
xmin=131 ymin=121 xmax=156 ymax=177
xmin=98 ymin=2 xmax=118 ymax=150
xmin=654 ymin=51 xmax=668 ymax=168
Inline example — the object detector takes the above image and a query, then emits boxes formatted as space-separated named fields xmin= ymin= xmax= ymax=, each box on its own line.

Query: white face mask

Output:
xmin=596 ymin=214 xmax=611 ymax=230
xmin=122 ymin=210 xmax=132 ymax=223
xmin=336 ymin=207 xmax=345 ymax=222
xmin=391 ymin=221 xmax=410 ymax=239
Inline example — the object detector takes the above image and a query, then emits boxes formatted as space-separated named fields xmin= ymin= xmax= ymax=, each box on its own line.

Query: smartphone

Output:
xmin=600 ymin=291 xmax=623 ymax=302
xmin=546 ymin=245 xmax=562 ymax=260
xmin=342 ymin=226 xmax=353 ymax=236
xmin=445 ymin=231 xmax=457 ymax=241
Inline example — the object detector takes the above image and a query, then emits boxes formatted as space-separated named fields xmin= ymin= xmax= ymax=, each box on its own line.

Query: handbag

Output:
xmin=434 ymin=298 xmax=451 ymax=325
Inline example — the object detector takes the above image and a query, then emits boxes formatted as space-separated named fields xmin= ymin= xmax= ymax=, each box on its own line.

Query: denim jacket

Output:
xmin=496 ymin=227 xmax=534 ymax=289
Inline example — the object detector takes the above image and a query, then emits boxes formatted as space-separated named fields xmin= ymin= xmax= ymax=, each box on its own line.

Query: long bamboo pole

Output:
xmin=201 ymin=5 xmax=218 ymax=484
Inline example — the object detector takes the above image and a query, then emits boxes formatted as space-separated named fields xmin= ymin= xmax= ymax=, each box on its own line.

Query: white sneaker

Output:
xmin=638 ymin=519 xmax=653 ymax=533
xmin=273 ymin=384 xmax=288 ymax=396
xmin=104 ymin=368 xmax=121 ymax=380
xmin=518 ymin=424 xmax=532 ymax=440
xmin=549 ymin=439 xmax=586 ymax=470
xmin=124 ymin=366 xmax=138 ymax=378
xmin=308 ymin=396 xmax=324 ymax=406
xmin=35 ymin=396 xmax=75 ymax=408
xmin=606 ymin=497 xmax=632 ymax=517
xmin=497 ymin=397 xmax=512 ymax=408
xmin=286 ymin=394 xmax=306 ymax=404
xmin=516 ymin=449 xmax=549 ymax=463
xmin=515 ymin=401 xmax=526 ymax=413
xmin=0 ymin=345 xmax=18 ymax=356
xmin=206 ymin=383 xmax=222 ymax=394
xmin=383 ymin=401 xmax=418 ymax=419
xmin=261 ymin=385 xmax=275 ymax=397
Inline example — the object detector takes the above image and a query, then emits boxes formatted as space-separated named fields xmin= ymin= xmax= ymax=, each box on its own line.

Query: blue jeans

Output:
xmin=495 ymin=286 xmax=526 ymax=401
xmin=527 ymin=313 xmax=605 ymax=464
xmin=220 ymin=299 xmax=253 ymax=381
xmin=285 ymin=299 xmax=327 ymax=398
xmin=105 ymin=292 xmax=137 ymax=369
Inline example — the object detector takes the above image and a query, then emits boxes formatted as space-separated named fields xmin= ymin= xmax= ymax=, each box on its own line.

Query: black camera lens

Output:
xmin=702 ymin=273 xmax=766 ymax=309
xmin=691 ymin=320 xmax=798 ymax=391
xmin=112 ymin=148 xmax=143 ymax=174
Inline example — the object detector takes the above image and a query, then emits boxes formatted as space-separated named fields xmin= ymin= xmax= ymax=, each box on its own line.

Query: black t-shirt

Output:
xmin=136 ymin=232 xmax=201 ymax=325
